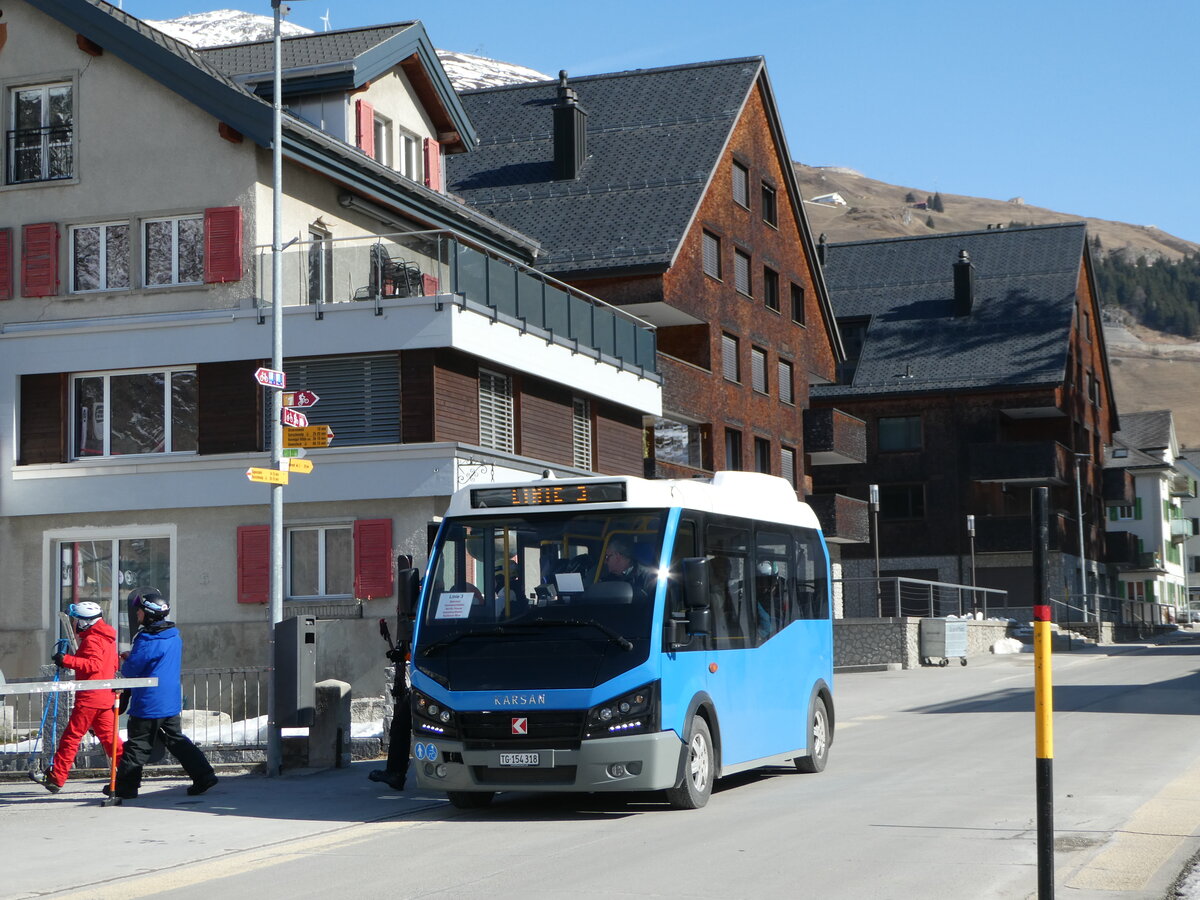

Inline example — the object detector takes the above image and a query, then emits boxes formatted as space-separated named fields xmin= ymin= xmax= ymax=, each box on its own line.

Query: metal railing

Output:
xmin=835 ymin=576 xmax=1007 ymax=619
xmin=0 ymin=666 xmax=268 ymax=773
xmin=5 ymin=125 xmax=73 ymax=185
xmin=254 ymin=230 xmax=659 ymax=377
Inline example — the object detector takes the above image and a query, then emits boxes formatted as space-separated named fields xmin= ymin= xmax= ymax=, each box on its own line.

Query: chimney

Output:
xmin=817 ymin=233 xmax=827 ymax=265
xmin=553 ymin=70 xmax=587 ymax=181
xmin=953 ymin=249 xmax=974 ymax=316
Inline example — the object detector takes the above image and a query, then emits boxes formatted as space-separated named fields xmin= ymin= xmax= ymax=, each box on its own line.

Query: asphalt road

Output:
xmin=5 ymin=638 xmax=1200 ymax=900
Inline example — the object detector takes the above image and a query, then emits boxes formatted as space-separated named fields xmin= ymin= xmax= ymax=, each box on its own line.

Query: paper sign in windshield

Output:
xmin=554 ymin=572 xmax=584 ymax=593
xmin=436 ymin=592 xmax=475 ymax=619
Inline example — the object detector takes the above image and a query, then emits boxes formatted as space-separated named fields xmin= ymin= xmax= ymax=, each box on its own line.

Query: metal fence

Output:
xmin=836 ymin=577 xmax=1007 ymax=619
xmin=1 ymin=666 xmax=268 ymax=773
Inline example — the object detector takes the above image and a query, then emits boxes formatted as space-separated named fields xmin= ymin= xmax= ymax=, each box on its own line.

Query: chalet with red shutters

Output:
xmin=0 ymin=0 xmax=660 ymax=692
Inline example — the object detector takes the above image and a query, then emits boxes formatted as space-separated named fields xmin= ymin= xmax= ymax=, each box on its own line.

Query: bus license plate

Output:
xmin=499 ymin=752 xmax=539 ymax=767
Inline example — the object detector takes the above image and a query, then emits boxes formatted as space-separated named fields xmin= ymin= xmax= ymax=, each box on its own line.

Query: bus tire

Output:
xmin=666 ymin=715 xmax=713 ymax=809
xmin=794 ymin=696 xmax=830 ymax=774
xmin=447 ymin=790 xmax=494 ymax=809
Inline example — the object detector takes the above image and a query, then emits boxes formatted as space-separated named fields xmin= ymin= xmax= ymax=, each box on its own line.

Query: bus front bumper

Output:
xmin=412 ymin=730 xmax=684 ymax=794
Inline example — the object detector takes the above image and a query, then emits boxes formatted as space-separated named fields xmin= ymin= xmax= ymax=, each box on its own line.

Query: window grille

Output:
xmin=572 ymin=397 xmax=592 ymax=469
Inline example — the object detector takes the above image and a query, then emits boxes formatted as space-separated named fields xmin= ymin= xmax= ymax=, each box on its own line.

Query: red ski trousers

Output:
xmin=50 ymin=705 xmax=123 ymax=786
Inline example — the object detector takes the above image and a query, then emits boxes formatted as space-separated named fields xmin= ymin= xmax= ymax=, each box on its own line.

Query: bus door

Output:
xmin=702 ymin=520 xmax=773 ymax=765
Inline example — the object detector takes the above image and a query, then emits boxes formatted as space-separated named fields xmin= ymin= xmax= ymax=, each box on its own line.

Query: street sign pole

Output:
xmin=267 ymin=0 xmax=285 ymax=779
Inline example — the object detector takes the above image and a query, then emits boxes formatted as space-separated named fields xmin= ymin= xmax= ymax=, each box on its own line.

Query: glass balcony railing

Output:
xmin=255 ymin=230 xmax=658 ymax=377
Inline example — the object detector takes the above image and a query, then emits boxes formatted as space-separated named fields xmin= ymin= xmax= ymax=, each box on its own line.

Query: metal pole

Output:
xmin=1074 ymin=453 xmax=1089 ymax=624
xmin=870 ymin=484 xmax=881 ymax=615
xmin=1032 ymin=486 xmax=1055 ymax=899
xmin=967 ymin=514 xmax=977 ymax=615
xmin=266 ymin=0 xmax=285 ymax=778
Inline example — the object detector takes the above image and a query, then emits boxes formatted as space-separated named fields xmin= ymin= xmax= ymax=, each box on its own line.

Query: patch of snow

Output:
xmin=991 ymin=637 xmax=1026 ymax=655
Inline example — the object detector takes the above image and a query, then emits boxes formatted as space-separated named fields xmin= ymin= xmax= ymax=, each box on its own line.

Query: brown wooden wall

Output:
xmin=19 ymin=373 xmax=66 ymax=465
xmin=594 ymin=401 xmax=644 ymax=476
xmin=519 ymin=378 xmax=574 ymax=467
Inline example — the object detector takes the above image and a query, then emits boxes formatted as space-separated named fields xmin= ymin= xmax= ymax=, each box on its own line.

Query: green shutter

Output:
xmin=1135 ymin=497 xmax=1143 ymax=520
xmin=1108 ymin=506 xmax=1118 ymax=522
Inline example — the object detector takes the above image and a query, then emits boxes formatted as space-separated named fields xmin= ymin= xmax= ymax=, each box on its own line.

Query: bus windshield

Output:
xmin=414 ymin=510 xmax=666 ymax=691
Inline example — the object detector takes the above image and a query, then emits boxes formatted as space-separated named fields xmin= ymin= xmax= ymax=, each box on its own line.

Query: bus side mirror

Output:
xmin=681 ymin=557 xmax=709 ymax=608
xmin=397 ymin=566 xmax=419 ymax=619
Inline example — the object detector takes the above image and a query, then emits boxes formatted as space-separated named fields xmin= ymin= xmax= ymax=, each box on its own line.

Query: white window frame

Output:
xmin=7 ymin=80 xmax=73 ymax=184
xmin=142 ymin=214 xmax=203 ymax=287
xmin=307 ymin=227 xmax=333 ymax=304
xmin=71 ymin=366 xmax=198 ymax=459
xmin=479 ymin=368 xmax=515 ymax=452
xmin=372 ymin=113 xmax=392 ymax=166
xmin=286 ymin=523 xmax=353 ymax=600
xmin=572 ymin=397 xmax=593 ymax=470
xmin=69 ymin=221 xmax=130 ymax=293
xmin=42 ymin=524 xmax=177 ymax=647
xmin=397 ymin=129 xmax=422 ymax=182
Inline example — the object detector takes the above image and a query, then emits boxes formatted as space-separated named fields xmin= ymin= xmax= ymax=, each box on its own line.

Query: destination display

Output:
xmin=470 ymin=482 xmax=627 ymax=508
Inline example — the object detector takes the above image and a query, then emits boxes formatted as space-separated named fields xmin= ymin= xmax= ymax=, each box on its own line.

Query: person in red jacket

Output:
xmin=39 ymin=602 xmax=124 ymax=793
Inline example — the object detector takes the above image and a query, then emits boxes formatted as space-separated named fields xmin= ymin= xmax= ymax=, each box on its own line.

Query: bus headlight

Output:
xmin=585 ymin=682 xmax=658 ymax=739
xmin=413 ymin=690 xmax=459 ymax=738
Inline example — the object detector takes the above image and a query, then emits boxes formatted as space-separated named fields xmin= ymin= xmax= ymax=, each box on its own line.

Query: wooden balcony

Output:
xmin=1102 ymin=467 xmax=1135 ymax=504
xmin=968 ymin=440 xmax=1071 ymax=485
xmin=974 ymin=513 xmax=1069 ymax=553
xmin=1104 ymin=530 xmax=1140 ymax=567
xmin=804 ymin=407 xmax=867 ymax=466
xmin=806 ymin=493 xmax=870 ymax=544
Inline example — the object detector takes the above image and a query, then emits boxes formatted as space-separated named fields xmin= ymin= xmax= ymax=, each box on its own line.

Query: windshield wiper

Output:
xmin=420 ymin=627 xmax=510 ymax=657
xmin=510 ymin=617 xmax=634 ymax=651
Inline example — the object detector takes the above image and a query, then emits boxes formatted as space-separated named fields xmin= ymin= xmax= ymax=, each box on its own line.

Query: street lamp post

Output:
xmin=967 ymin=514 xmax=977 ymax=615
xmin=870 ymin=484 xmax=881 ymax=616
xmin=1074 ymin=452 xmax=1090 ymax=624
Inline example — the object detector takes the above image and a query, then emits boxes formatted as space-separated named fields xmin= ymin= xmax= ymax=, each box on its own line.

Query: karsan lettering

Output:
xmin=493 ymin=694 xmax=547 ymax=707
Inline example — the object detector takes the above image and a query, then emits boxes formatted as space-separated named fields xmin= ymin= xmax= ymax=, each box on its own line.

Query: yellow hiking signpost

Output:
xmin=283 ymin=425 xmax=334 ymax=448
xmin=246 ymin=467 xmax=288 ymax=485
xmin=288 ymin=458 xmax=314 ymax=474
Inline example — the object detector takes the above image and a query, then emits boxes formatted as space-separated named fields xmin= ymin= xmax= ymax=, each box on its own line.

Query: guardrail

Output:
xmin=835 ymin=577 xmax=1007 ymax=618
xmin=1 ymin=667 xmax=269 ymax=773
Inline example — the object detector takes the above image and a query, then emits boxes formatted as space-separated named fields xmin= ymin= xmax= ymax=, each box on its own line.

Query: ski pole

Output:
xmin=100 ymin=690 xmax=122 ymax=807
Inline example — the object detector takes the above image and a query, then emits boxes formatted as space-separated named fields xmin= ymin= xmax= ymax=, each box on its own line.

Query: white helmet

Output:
xmin=68 ymin=601 xmax=103 ymax=629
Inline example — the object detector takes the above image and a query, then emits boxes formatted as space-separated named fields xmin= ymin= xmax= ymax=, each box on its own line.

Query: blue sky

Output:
xmin=124 ymin=0 xmax=1199 ymax=243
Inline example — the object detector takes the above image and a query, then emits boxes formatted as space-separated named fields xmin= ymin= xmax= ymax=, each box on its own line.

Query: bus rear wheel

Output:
xmin=794 ymin=697 xmax=830 ymax=774
xmin=666 ymin=715 xmax=713 ymax=809
xmin=447 ymin=790 xmax=495 ymax=809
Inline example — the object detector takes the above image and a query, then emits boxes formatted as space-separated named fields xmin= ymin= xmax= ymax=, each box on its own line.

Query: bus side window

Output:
xmin=706 ymin=521 xmax=750 ymax=647
xmin=755 ymin=530 xmax=793 ymax=645
xmin=794 ymin=529 xmax=827 ymax=619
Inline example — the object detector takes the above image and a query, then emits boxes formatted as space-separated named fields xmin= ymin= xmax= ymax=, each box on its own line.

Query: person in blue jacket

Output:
xmin=112 ymin=588 xmax=217 ymax=800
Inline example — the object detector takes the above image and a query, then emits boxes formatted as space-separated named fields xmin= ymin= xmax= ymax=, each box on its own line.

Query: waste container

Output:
xmin=920 ymin=617 xmax=968 ymax=666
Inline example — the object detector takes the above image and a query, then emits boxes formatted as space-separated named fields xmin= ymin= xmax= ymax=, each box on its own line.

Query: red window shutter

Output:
xmin=0 ymin=228 xmax=12 ymax=300
xmin=204 ymin=206 xmax=243 ymax=283
xmin=354 ymin=518 xmax=394 ymax=600
xmin=423 ymin=138 xmax=441 ymax=191
xmin=21 ymin=223 xmax=59 ymax=298
xmin=356 ymin=99 xmax=375 ymax=157
xmin=237 ymin=525 xmax=270 ymax=604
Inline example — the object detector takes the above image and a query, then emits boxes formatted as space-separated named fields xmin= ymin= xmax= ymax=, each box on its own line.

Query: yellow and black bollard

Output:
xmin=1032 ymin=486 xmax=1054 ymax=898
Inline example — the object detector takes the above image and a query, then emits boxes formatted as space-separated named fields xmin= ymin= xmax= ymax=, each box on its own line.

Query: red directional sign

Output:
xmin=281 ymin=407 xmax=309 ymax=428
xmin=254 ymin=367 xmax=286 ymax=389
xmin=282 ymin=390 xmax=319 ymax=409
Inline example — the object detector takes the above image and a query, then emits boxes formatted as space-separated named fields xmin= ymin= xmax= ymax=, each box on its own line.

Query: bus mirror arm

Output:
xmin=397 ymin=567 xmax=419 ymax=619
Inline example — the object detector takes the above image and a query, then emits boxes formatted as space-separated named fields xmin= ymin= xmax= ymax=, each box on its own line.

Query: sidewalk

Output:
xmin=0 ymin=761 xmax=446 ymax=900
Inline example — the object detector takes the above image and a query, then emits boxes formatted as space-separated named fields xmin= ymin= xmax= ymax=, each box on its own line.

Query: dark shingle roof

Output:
xmin=198 ymin=24 xmax=416 ymax=80
xmin=812 ymin=223 xmax=1089 ymax=398
xmin=1113 ymin=409 xmax=1173 ymax=453
xmin=447 ymin=59 xmax=763 ymax=274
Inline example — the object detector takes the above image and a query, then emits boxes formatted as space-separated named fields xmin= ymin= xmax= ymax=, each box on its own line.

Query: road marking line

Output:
xmin=1065 ymin=759 xmax=1200 ymax=891
xmin=50 ymin=819 xmax=416 ymax=900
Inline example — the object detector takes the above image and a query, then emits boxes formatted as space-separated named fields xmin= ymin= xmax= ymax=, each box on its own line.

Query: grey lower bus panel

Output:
xmin=413 ymin=730 xmax=684 ymax=793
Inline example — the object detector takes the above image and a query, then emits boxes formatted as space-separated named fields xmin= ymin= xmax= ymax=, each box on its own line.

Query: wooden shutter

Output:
xmin=236 ymin=525 xmax=270 ymax=604
xmin=203 ymin=206 xmax=243 ymax=283
xmin=423 ymin=138 xmax=441 ymax=191
xmin=0 ymin=228 xmax=12 ymax=300
xmin=19 ymin=373 xmax=67 ymax=464
xmin=355 ymin=99 xmax=375 ymax=157
xmin=478 ymin=368 xmax=514 ymax=452
xmin=353 ymin=518 xmax=394 ymax=599
xmin=21 ymin=223 xmax=59 ymax=298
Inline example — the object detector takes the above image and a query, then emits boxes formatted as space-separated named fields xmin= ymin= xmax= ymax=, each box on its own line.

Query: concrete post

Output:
xmin=310 ymin=679 xmax=352 ymax=769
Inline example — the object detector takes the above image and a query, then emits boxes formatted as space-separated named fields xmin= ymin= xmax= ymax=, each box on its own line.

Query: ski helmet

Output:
xmin=129 ymin=587 xmax=170 ymax=620
xmin=68 ymin=601 xmax=103 ymax=629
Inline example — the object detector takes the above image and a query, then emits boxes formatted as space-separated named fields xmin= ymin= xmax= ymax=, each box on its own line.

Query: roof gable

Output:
xmin=447 ymin=58 xmax=764 ymax=275
xmin=813 ymin=223 xmax=1089 ymax=397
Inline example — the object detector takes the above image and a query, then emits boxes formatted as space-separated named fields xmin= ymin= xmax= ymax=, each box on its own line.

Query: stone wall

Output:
xmin=835 ymin=618 xmax=1012 ymax=670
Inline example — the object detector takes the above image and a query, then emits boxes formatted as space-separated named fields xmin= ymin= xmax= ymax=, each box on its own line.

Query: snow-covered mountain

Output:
xmin=147 ymin=9 xmax=549 ymax=91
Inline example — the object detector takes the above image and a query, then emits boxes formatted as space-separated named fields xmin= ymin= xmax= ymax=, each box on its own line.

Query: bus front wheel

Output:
xmin=447 ymin=790 xmax=495 ymax=809
xmin=666 ymin=715 xmax=713 ymax=810
xmin=794 ymin=697 xmax=830 ymax=774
